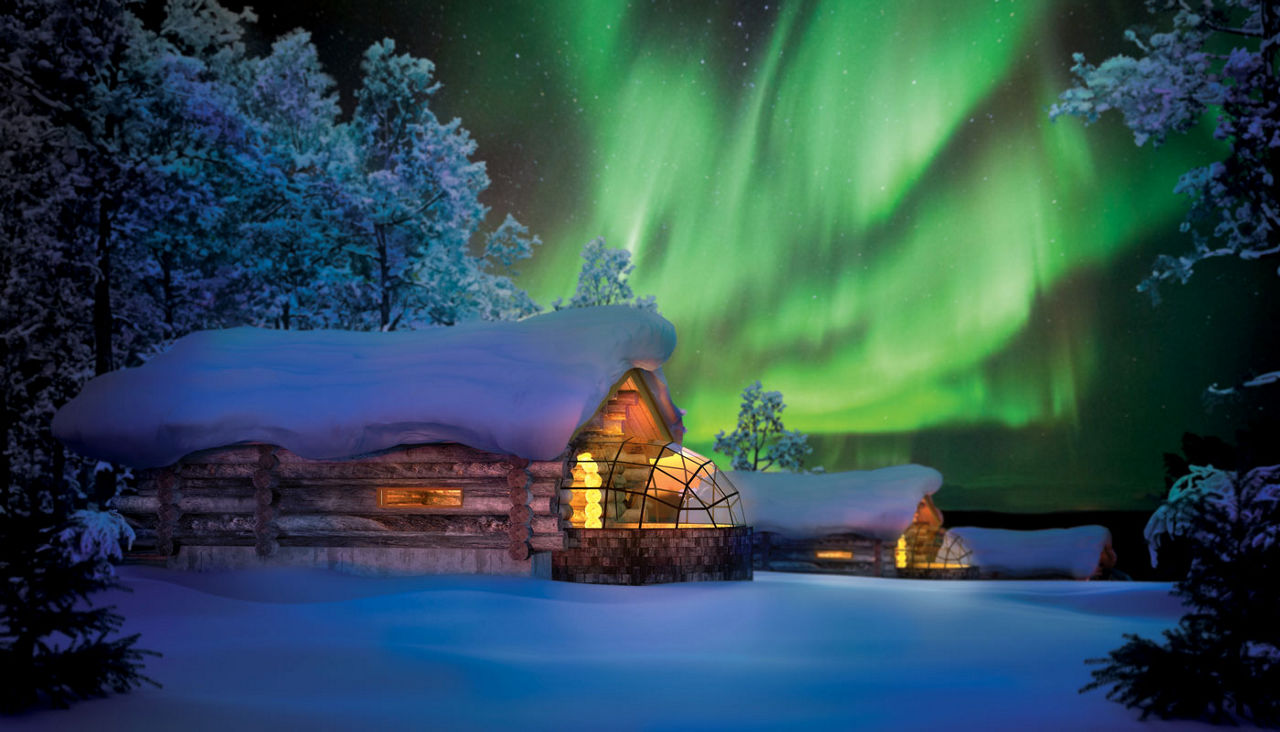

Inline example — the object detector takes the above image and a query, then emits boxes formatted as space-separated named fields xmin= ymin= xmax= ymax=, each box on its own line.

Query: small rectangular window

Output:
xmin=378 ymin=488 xmax=463 ymax=508
xmin=815 ymin=550 xmax=853 ymax=560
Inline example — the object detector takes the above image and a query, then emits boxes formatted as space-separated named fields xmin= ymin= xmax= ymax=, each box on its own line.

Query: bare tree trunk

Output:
xmin=376 ymin=224 xmax=391 ymax=330
xmin=93 ymin=196 xmax=114 ymax=376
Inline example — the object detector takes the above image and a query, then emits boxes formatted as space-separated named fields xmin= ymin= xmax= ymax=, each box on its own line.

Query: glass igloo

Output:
xmin=564 ymin=439 xmax=744 ymax=529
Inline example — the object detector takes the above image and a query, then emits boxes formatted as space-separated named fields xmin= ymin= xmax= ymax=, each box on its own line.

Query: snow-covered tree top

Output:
xmin=53 ymin=306 xmax=681 ymax=468
xmin=731 ymin=466 xmax=943 ymax=540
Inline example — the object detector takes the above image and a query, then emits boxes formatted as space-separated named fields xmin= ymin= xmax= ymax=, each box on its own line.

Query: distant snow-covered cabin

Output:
xmin=52 ymin=307 xmax=751 ymax=584
xmin=948 ymin=526 xmax=1117 ymax=580
xmin=733 ymin=467 xmax=975 ymax=578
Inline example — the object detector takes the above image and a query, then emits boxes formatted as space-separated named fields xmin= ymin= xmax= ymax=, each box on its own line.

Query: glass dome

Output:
xmin=565 ymin=439 xmax=744 ymax=529
xmin=896 ymin=524 xmax=973 ymax=573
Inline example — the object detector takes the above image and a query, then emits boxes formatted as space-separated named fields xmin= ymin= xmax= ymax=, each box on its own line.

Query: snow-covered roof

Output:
xmin=53 ymin=306 xmax=683 ymax=469
xmin=948 ymin=526 xmax=1113 ymax=580
xmin=730 ymin=466 xmax=943 ymax=540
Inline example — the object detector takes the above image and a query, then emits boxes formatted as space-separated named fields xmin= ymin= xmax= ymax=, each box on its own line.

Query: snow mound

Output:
xmin=730 ymin=466 xmax=943 ymax=540
xmin=949 ymin=526 xmax=1113 ymax=580
xmin=53 ymin=307 xmax=681 ymax=468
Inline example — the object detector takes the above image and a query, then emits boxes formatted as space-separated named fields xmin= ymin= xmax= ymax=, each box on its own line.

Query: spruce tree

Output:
xmin=1082 ymin=464 xmax=1280 ymax=724
xmin=0 ymin=479 xmax=157 ymax=713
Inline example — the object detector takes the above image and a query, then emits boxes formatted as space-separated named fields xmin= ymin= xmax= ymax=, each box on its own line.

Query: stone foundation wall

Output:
xmin=552 ymin=526 xmax=753 ymax=585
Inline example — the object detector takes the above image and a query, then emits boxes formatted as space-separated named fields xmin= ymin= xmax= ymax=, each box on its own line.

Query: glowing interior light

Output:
xmin=575 ymin=453 xmax=604 ymax=529
xmin=895 ymin=535 xmax=908 ymax=569
xmin=815 ymin=550 xmax=853 ymax=560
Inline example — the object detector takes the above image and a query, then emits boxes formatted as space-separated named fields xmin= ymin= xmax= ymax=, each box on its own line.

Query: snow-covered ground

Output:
xmin=13 ymin=568 xmax=1218 ymax=731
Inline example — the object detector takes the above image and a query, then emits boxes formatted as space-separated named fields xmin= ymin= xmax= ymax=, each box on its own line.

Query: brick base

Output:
xmin=552 ymin=526 xmax=753 ymax=585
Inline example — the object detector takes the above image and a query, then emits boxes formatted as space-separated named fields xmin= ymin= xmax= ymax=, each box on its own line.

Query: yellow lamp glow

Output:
xmin=815 ymin=550 xmax=853 ymax=560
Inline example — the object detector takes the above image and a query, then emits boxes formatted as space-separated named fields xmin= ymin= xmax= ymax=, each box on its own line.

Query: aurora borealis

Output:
xmin=254 ymin=0 xmax=1273 ymax=511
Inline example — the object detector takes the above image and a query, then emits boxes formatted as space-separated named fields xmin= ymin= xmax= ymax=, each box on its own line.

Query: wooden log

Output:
xmin=170 ymin=481 xmax=256 ymax=498
xmin=175 ymin=496 xmax=256 ymax=514
xmin=177 ymin=464 xmax=257 ymax=481
xmin=506 ymin=461 xmax=534 ymax=560
xmin=611 ymin=391 xmax=642 ymax=406
xmin=274 ymin=461 xmax=521 ymax=481
xmin=531 ymin=515 xmax=559 ymax=535
xmin=156 ymin=467 xmax=182 ymax=556
xmin=276 ymin=513 xmax=508 ymax=535
xmin=527 ymin=458 xmax=568 ymax=479
xmin=253 ymin=446 xmax=280 ymax=558
xmin=271 ymin=443 xmax=519 ymax=465
xmin=115 ymin=495 xmax=160 ymax=514
xmin=177 ymin=513 xmax=256 ymax=535
xmin=530 ymin=533 xmax=566 ymax=551
xmin=509 ymin=504 xmax=531 ymax=525
xmin=273 ymin=487 xmax=557 ymax=516
xmin=275 ymin=533 xmax=511 ymax=549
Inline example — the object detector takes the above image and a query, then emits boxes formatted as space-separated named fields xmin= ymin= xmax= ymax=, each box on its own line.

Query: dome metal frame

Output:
xmin=568 ymin=438 xmax=745 ymax=529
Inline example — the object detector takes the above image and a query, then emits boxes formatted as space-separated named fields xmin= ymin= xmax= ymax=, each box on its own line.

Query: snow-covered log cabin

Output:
xmin=52 ymin=307 xmax=751 ymax=584
xmin=947 ymin=526 xmax=1117 ymax=579
xmin=733 ymin=467 xmax=976 ymax=578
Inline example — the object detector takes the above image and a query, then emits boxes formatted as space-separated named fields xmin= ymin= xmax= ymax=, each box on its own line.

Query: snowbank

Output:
xmin=4 ymin=568 xmax=1188 ymax=731
xmin=949 ymin=526 xmax=1114 ymax=579
xmin=730 ymin=466 xmax=943 ymax=540
xmin=53 ymin=307 xmax=681 ymax=468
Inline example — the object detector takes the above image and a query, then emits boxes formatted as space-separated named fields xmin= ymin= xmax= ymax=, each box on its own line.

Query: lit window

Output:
xmin=378 ymin=488 xmax=463 ymax=508
xmin=815 ymin=550 xmax=853 ymax=560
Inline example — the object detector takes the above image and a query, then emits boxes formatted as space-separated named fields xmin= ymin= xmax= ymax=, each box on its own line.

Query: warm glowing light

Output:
xmin=377 ymin=488 xmax=462 ymax=508
xmin=895 ymin=535 xmax=908 ymax=570
xmin=815 ymin=550 xmax=853 ymax=560
xmin=571 ymin=453 xmax=606 ymax=529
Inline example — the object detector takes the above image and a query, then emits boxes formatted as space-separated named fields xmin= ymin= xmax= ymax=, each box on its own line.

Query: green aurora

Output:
xmin=273 ymin=0 xmax=1263 ymax=511
xmin=500 ymin=1 xmax=1219 ymax=510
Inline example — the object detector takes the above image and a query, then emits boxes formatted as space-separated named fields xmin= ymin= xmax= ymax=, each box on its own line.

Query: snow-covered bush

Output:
xmin=56 ymin=508 xmax=137 ymax=572
xmin=714 ymin=381 xmax=813 ymax=472
xmin=1083 ymin=464 xmax=1280 ymax=725
xmin=1 ymin=481 xmax=158 ymax=714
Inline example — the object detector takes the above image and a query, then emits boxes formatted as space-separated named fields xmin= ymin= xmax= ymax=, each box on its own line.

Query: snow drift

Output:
xmin=53 ymin=307 xmax=681 ymax=468
xmin=949 ymin=526 xmax=1114 ymax=579
xmin=730 ymin=466 xmax=943 ymax=540
xmin=4 ymin=568 xmax=1188 ymax=731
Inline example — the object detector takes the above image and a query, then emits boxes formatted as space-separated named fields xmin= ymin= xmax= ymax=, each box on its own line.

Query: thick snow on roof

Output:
xmin=53 ymin=307 xmax=681 ymax=469
xmin=949 ymin=526 xmax=1113 ymax=579
xmin=730 ymin=466 xmax=943 ymax=540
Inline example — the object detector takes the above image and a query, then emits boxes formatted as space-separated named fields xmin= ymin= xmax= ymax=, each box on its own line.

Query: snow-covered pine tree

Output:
xmin=553 ymin=237 xmax=657 ymax=312
xmin=234 ymin=28 xmax=351 ymax=330
xmin=341 ymin=39 xmax=540 ymax=329
xmin=0 ymin=478 xmax=157 ymax=713
xmin=0 ymin=0 xmax=256 ymax=709
xmin=714 ymin=381 xmax=813 ymax=472
xmin=1050 ymin=0 xmax=1278 ymax=399
xmin=1082 ymin=464 xmax=1280 ymax=724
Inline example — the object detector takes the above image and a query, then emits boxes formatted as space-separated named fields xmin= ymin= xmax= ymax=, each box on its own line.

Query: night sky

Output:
xmin=234 ymin=0 xmax=1275 ymax=512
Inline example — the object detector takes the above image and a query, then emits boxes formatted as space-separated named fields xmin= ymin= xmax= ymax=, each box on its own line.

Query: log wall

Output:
xmin=123 ymin=442 xmax=567 ymax=576
xmin=551 ymin=526 xmax=753 ymax=585
xmin=754 ymin=531 xmax=897 ymax=577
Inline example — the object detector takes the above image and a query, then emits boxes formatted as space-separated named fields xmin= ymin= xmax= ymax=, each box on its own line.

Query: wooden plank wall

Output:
xmin=120 ymin=443 xmax=567 ymax=560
